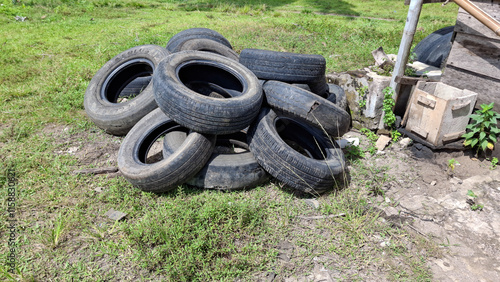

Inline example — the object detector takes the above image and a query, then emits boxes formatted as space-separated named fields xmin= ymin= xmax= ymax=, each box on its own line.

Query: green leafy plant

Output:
xmin=462 ymin=102 xmax=500 ymax=157
xmin=466 ymin=189 xmax=477 ymax=198
xmin=391 ymin=130 xmax=401 ymax=142
xmin=382 ymin=87 xmax=396 ymax=129
xmin=345 ymin=144 xmax=365 ymax=161
xmin=360 ymin=128 xmax=378 ymax=155
xmin=491 ymin=157 xmax=498 ymax=170
xmin=466 ymin=190 xmax=483 ymax=211
xmin=358 ymin=85 xmax=368 ymax=109
xmin=448 ymin=158 xmax=458 ymax=172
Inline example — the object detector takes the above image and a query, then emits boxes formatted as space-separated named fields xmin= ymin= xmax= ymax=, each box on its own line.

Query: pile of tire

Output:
xmin=84 ymin=28 xmax=351 ymax=195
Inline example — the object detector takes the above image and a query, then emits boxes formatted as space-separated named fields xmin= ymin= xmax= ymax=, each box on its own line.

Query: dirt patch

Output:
xmin=340 ymin=130 xmax=500 ymax=282
xmin=42 ymin=124 xmax=122 ymax=168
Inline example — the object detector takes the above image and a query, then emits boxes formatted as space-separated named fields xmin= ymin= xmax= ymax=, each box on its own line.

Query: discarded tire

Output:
xmin=239 ymin=48 xmax=327 ymax=93
xmin=153 ymin=50 xmax=263 ymax=134
xmin=163 ymin=131 xmax=269 ymax=191
xmin=170 ymin=38 xmax=239 ymax=61
xmin=248 ymin=107 xmax=345 ymax=194
xmin=413 ymin=26 xmax=454 ymax=68
xmin=84 ymin=45 xmax=170 ymax=135
xmin=84 ymin=28 xmax=351 ymax=194
xmin=166 ymin=28 xmax=233 ymax=53
xmin=263 ymin=80 xmax=350 ymax=137
xmin=117 ymin=108 xmax=215 ymax=193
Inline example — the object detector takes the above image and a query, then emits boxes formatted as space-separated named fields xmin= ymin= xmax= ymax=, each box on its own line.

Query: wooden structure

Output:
xmin=404 ymin=81 xmax=477 ymax=146
xmin=441 ymin=0 xmax=500 ymax=112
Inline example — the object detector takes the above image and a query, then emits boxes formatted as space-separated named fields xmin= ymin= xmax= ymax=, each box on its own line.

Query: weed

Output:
xmin=470 ymin=203 xmax=484 ymax=211
xmin=360 ymin=127 xmax=378 ymax=155
xmin=491 ymin=157 xmax=498 ymax=170
xmin=345 ymin=144 xmax=365 ymax=161
xmin=448 ymin=158 xmax=458 ymax=172
xmin=466 ymin=189 xmax=477 ymax=198
xmin=466 ymin=190 xmax=484 ymax=211
xmin=390 ymin=129 xmax=401 ymax=142
xmin=357 ymin=85 xmax=368 ymax=109
xmin=462 ymin=102 xmax=500 ymax=157
xmin=382 ymin=86 xmax=396 ymax=129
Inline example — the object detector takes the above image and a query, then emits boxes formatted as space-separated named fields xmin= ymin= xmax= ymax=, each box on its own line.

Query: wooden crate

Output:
xmin=404 ymin=81 xmax=477 ymax=146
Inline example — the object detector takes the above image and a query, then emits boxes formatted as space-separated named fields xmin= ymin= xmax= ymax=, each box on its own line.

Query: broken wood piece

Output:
xmin=73 ymin=167 xmax=119 ymax=175
xmin=371 ymin=47 xmax=395 ymax=69
xmin=376 ymin=135 xmax=392 ymax=151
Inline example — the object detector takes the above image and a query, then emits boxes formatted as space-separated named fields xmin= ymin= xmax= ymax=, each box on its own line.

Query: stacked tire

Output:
xmin=84 ymin=28 xmax=351 ymax=195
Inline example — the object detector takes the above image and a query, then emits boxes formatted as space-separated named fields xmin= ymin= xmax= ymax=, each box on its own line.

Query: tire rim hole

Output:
xmin=138 ymin=122 xmax=188 ymax=164
xmin=117 ymin=76 xmax=152 ymax=103
xmin=102 ymin=58 xmax=154 ymax=104
xmin=275 ymin=118 xmax=328 ymax=160
xmin=214 ymin=131 xmax=249 ymax=154
xmin=177 ymin=61 xmax=245 ymax=98
xmin=185 ymin=81 xmax=233 ymax=99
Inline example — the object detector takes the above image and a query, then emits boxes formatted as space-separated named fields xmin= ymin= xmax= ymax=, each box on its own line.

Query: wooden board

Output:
xmin=404 ymin=0 xmax=447 ymax=5
xmin=454 ymin=1 xmax=500 ymax=40
xmin=441 ymin=65 xmax=500 ymax=111
xmin=445 ymin=33 xmax=500 ymax=79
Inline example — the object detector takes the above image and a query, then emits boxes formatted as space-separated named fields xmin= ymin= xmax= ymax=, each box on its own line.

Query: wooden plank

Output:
xmin=441 ymin=65 xmax=500 ymax=112
xmin=445 ymin=33 xmax=500 ymax=79
xmin=455 ymin=1 xmax=500 ymax=40
xmin=404 ymin=0 xmax=447 ymax=5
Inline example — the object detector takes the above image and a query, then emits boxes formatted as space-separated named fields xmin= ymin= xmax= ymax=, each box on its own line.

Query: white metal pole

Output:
xmin=379 ymin=0 xmax=424 ymax=129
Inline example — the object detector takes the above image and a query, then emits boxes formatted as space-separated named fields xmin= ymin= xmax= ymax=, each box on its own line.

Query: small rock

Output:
xmin=450 ymin=177 xmax=463 ymax=185
xmin=94 ymin=187 xmax=104 ymax=193
xmin=104 ymin=208 xmax=127 ymax=221
xmin=380 ymin=241 xmax=390 ymax=247
xmin=385 ymin=197 xmax=391 ymax=203
xmin=399 ymin=137 xmax=412 ymax=148
xmin=376 ymin=135 xmax=392 ymax=151
xmin=304 ymin=199 xmax=320 ymax=209
xmin=430 ymin=181 xmax=437 ymax=186
xmin=384 ymin=206 xmax=399 ymax=217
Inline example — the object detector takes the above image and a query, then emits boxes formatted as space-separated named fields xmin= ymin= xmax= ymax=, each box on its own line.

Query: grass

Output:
xmin=0 ymin=0 xmax=458 ymax=280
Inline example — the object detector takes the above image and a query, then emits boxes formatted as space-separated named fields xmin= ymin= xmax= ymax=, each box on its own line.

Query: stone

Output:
xmin=399 ymin=137 xmax=413 ymax=148
xmin=430 ymin=181 xmax=437 ymax=186
xmin=104 ymin=208 xmax=127 ymax=221
xmin=326 ymin=72 xmax=390 ymax=130
xmin=304 ymin=199 xmax=320 ymax=209
xmin=376 ymin=135 xmax=392 ymax=151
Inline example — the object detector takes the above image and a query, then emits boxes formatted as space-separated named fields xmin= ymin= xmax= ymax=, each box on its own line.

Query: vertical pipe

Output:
xmin=379 ymin=0 xmax=424 ymax=129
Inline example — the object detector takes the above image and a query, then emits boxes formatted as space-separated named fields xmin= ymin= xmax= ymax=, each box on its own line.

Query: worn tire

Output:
xmin=163 ymin=131 xmax=269 ymax=191
xmin=239 ymin=48 xmax=326 ymax=88
xmin=263 ymin=80 xmax=350 ymax=137
xmin=84 ymin=45 xmax=170 ymax=136
xmin=153 ymin=50 xmax=263 ymax=134
xmin=170 ymin=38 xmax=239 ymax=61
xmin=166 ymin=28 xmax=232 ymax=53
xmin=413 ymin=26 xmax=454 ymax=68
xmin=117 ymin=108 xmax=215 ymax=193
xmin=293 ymin=83 xmax=348 ymax=110
xmin=248 ymin=108 xmax=345 ymax=194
